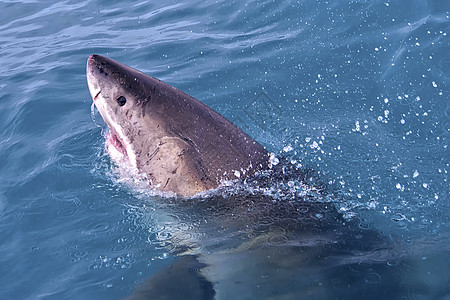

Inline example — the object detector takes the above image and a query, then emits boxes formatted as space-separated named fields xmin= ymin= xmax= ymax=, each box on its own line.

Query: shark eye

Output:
xmin=117 ymin=96 xmax=127 ymax=106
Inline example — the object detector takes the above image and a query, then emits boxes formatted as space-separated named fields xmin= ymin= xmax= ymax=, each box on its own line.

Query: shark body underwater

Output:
xmin=86 ymin=55 xmax=438 ymax=299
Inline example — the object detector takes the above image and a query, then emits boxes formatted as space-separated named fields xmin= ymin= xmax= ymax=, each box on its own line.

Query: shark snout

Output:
xmin=86 ymin=55 xmax=102 ymax=102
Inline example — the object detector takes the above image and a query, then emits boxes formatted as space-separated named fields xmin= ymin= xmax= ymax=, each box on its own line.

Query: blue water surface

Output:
xmin=1 ymin=0 xmax=449 ymax=299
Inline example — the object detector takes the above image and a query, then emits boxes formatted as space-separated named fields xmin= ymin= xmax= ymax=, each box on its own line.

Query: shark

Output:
xmin=86 ymin=55 xmax=447 ymax=300
xmin=87 ymin=54 xmax=268 ymax=197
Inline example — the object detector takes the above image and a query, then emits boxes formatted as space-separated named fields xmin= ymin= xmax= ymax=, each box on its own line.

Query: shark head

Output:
xmin=87 ymin=55 xmax=144 ymax=169
xmin=87 ymin=54 xmax=268 ymax=197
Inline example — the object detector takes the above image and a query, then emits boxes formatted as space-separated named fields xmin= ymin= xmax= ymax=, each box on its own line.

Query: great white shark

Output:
xmin=86 ymin=55 xmax=448 ymax=300
xmin=87 ymin=54 xmax=268 ymax=197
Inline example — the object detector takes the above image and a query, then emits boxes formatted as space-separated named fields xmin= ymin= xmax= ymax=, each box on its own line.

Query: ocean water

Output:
xmin=1 ymin=0 xmax=449 ymax=299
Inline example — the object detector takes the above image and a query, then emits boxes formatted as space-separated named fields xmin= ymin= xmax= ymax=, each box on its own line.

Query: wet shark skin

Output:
xmin=87 ymin=54 xmax=268 ymax=197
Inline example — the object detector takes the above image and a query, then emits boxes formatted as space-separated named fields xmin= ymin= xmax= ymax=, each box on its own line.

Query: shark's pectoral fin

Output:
xmin=125 ymin=255 xmax=215 ymax=300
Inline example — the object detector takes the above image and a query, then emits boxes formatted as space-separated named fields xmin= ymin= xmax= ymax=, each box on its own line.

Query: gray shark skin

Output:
xmin=87 ymin=54 xmax=268 ymax=197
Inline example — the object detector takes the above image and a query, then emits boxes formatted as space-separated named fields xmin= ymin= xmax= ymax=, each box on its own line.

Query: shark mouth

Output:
xmin=106 ymin=130 xmax=127 ymax=156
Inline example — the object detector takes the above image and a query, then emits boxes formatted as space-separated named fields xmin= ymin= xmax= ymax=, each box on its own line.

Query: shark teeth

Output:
xmin=107 ymin=130 xmax=126 ymax=156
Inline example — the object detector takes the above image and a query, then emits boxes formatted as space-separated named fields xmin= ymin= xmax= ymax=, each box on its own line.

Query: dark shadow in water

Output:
xmin=125 ymin=162 xmax=450 ymax=300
